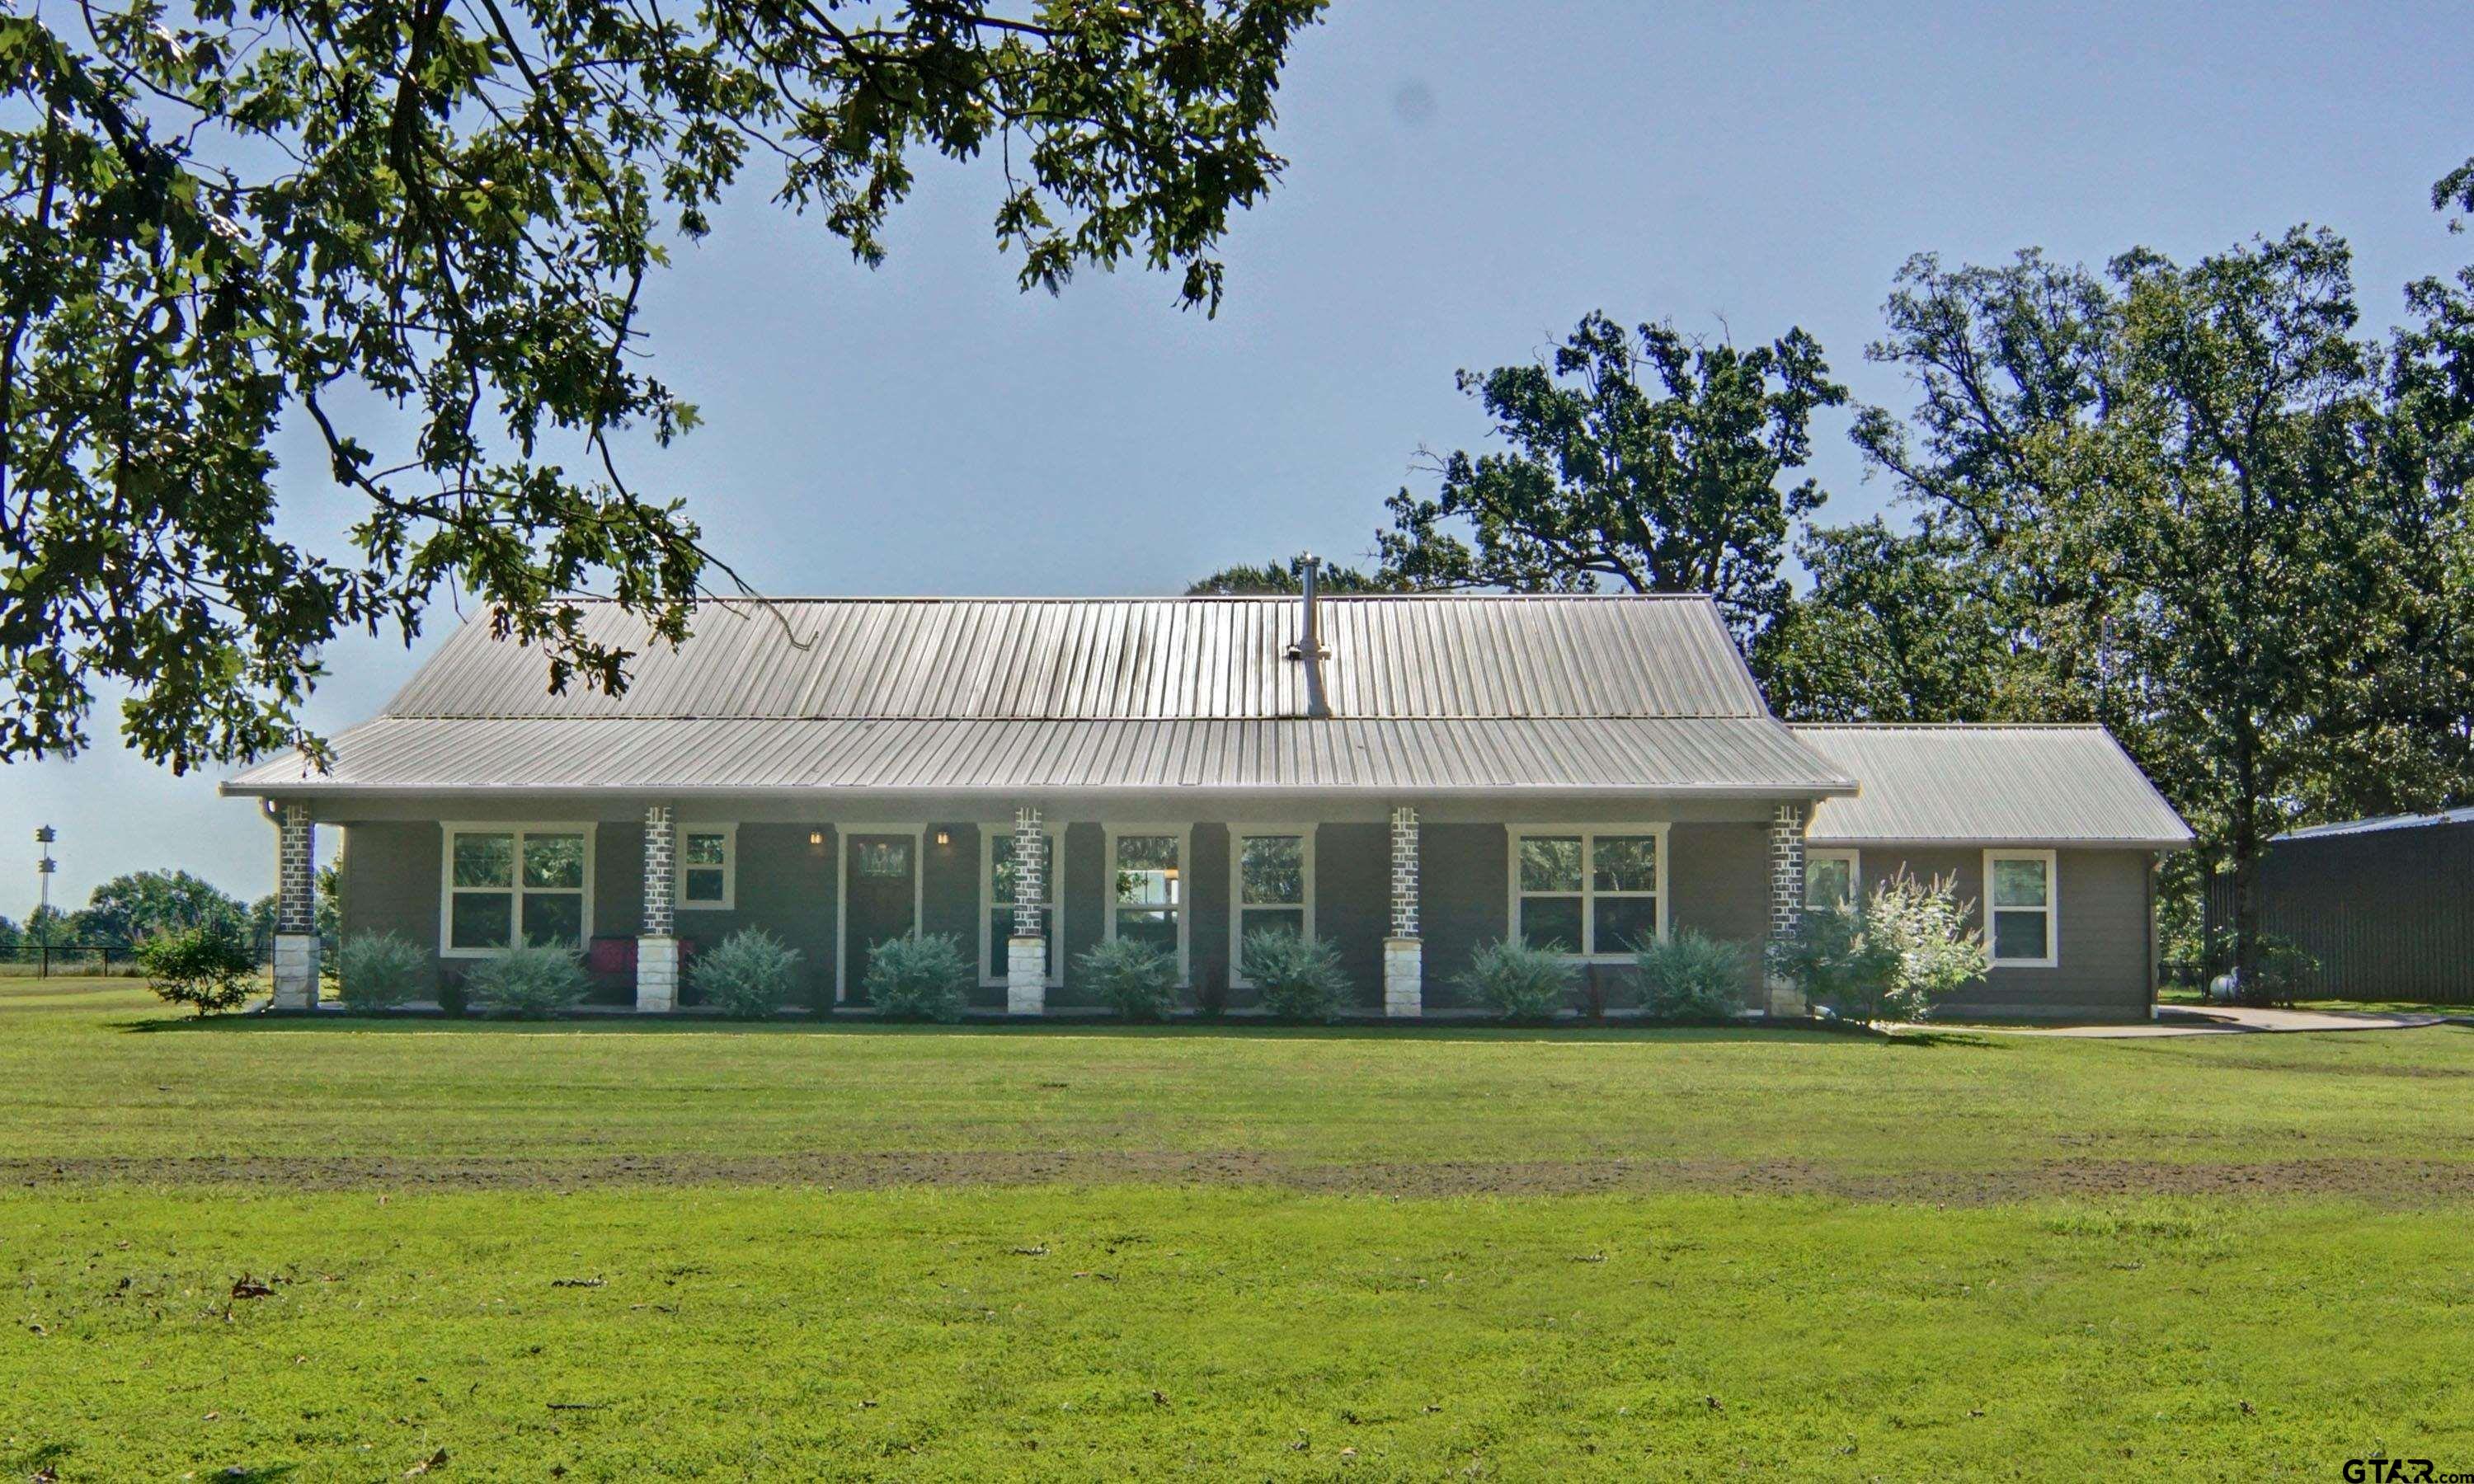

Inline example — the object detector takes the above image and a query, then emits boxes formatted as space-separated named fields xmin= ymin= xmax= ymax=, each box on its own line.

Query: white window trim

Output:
xmin=1983 ymin=848 xmax=2060 ymax=968
xmin=1229 ymin=824 xmax=1316 ymax=989
xmin=1505 ymin=824 xmax=1671 ymax=962
xmin=1103 ymin=824 xmax=1194 ymax=985
xmin=437 ymin=821 xmax=598 ymax=959
xmin=834 ymin=823 xmax=928 ymax=1003
xmin=675 ymin=822 xmax=737 ymax=911
xmin=978 ymin=822 xmax=1063 ymax=989
xmin=1806 ymin=848 xmax=1861 ymax=910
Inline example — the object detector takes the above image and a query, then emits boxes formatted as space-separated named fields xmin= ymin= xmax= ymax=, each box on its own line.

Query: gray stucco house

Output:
xmin=223 ymin=589 xmax=2193 ymax=1020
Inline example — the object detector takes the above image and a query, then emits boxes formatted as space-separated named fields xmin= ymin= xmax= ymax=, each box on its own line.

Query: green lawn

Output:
xmin=4 ymin=980 xmax=2471 ymax=1478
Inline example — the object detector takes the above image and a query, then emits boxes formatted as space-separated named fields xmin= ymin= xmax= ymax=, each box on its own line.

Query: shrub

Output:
xmin=1769 ymin=873 xmax=1987 ymax=1025
xmin=137 ymin=926 xmax=260 ymax=1017
xmin=1635 ymin=930 xmax=1752 ymax=1021
xmin=1243 ymin=928 xmax=1351 ymax=1022
xmin=468 ymin=943 xmax=589 ymax=1018
xmin=689 ymin=928 xmax=802 ymax=1019
xmin=864 ymin=933 xmax=971 ymax=1022
xmin=335 ymin=931 xmax=428 ymax=1011
xmin=2203 ymin=928 xmax=2317 ymax=1007
xmin=1076 ymin=937 xmax=1179 ymax=1021
xmin=1456 ymin=937 xmax=1573 ymax=1021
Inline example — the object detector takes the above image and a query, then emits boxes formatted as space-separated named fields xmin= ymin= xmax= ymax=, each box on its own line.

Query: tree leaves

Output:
xmin=0 ymin=0 xmax=1326 ymax=770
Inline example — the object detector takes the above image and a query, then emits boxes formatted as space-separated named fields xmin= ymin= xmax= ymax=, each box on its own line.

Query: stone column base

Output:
xmin=1007 ymin=937 xmax=1047 ymax=1016
xmin=1383 ymin=937 xmax=1423 ymax=1017
xmin=271 ymin=933 xmax=320 ymax=1010
xmin=637 ymin=935 xmax=680 ymax=1012
xmin=1765 ymin=975 xmax=1808 ymax=1018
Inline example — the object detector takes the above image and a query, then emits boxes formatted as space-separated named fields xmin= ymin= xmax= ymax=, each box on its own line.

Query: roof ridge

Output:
xmin=539 ymin=592 xmax=1723 ymax=604
xmin=1789 ymin=721 xmax=2106 ymax=730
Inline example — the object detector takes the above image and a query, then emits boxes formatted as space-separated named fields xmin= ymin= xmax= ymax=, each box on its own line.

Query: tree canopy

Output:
xmin=1184 ymin=555 xmax=1397 ymax=595
xmin=0 ymin=0 xmax=1325 ymax=771
xmin=1375 ymin=310 xmax=1846 ymax=648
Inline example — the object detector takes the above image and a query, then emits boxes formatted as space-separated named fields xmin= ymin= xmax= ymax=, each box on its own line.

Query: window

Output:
xmin=441 ymin=824 xmax=594 ymax=956
xmin=1508 ymin=827 xmax=1666 ymax=958
xmin=1985 ymin=849 xmax=2058 ymax=966
xmin=1105 ymin=827 xmax=1188 ymax=977
xmin=981 ymin=825 xmax=1061 ymax=986
xmin=676 ymin=824 xmax=736 ymax=909
xmin=1806 ymin=848 xmax=1860 ymax=910
xmin=1231 ymin=828 xmax=1315 ymax=985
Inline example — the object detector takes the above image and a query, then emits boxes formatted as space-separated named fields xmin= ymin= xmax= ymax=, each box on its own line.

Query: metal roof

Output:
xmin=1794 ymin=724 xmax=2193 ymax=848
xmin=225 ymin=716 xmax=1851 ymax=797
xmin=381 ymin=595 xmax=1770 ymax=721
xmin=224 ymin=594 xmax=1860 ymax=799
xmin=2277 ymin=807 xmax=2474 ymax=843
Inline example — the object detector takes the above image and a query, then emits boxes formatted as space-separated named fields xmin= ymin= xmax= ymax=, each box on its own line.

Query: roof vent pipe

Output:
xmin=1287 ymin=552 xmax=1331 ymax=720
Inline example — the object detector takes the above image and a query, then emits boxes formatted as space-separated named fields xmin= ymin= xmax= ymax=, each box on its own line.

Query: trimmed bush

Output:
xmin=1076 ymin=937 xmax=1179 ymax=1021
xmin=864 ymin=933 xmax=971 ymax=1022
xmin=468 ymin=943 xmax=590 ymax=1019
xmin=137 ymin=926 xmax=260 ymax=1017
xmin=689 ymin=928 xmax=802 ymax=1019
xmin=335 ymin=931 xmax=428 ymax=1011
xmin=1242 ymin=927 xmax=1351 ymax=1022
xmin=1456 ymin=937 xmax=1573 ymax=1021
xmin=1636 ymin=929 xmax=1751 ymax=1021
xmin=1769 ymin=872 xmax=1988 ymax=1025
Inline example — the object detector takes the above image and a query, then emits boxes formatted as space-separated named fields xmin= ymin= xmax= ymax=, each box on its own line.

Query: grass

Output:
xmin=3 ymin=979 xmax=2472 ymax=1477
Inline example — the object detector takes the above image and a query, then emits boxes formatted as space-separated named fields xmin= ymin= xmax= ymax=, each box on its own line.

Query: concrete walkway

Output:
xmin=1961 ymin=1005 xmax=2454 ymax=1039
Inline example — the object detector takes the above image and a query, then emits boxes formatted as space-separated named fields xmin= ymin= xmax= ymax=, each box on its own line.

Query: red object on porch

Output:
xmin=586 ymin=936 xmax=636 ymax=976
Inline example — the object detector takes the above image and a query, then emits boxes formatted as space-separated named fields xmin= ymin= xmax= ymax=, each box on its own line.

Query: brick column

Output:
xmin=637 ymin=804 xmax=678 ymax=1012
xmin=1384 ymin=805 xmax=1422 ymax=1017
xmin=1007 ymin=806 xmax=1047 ymax=1015
xmin=1766 ymin=801 xmax=1808 ymax=1017
xmin=270 ymin=801 xmax=319 ymax=1009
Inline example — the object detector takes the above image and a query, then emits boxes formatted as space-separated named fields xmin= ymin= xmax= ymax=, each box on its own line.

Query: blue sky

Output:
xmin=7 ymin=0 xmax=2471 ymax=913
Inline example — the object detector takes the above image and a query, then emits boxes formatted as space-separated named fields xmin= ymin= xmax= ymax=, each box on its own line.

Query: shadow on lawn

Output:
xmin=121 ymin=1009 xmax=2011 ymax=1049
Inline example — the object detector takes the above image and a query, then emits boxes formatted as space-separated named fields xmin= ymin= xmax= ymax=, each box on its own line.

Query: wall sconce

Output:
xmin=807 ymin=829 xmax=825 ymax=851
xmin=934 ymin=829 xmax=951 ymax=848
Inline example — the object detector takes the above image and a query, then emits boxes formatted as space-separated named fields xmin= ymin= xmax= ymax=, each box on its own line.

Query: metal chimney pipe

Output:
xmin=1291 ymin=553 xmax=1330 ymax=720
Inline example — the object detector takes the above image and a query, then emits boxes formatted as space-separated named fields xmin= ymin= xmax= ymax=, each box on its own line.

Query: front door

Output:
xmin=844 ymin=833 xmax=918 ymax=1001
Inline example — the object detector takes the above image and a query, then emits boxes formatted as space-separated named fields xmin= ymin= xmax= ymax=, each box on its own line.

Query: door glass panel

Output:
xmin=856 ymin=839 xmax=911 ymax=878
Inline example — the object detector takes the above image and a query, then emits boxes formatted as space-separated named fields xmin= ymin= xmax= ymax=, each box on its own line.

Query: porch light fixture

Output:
xmin=934 ymin=829 xmax=950 ymax=847
xmin=807 ymin=829 xmax=825 ymax=848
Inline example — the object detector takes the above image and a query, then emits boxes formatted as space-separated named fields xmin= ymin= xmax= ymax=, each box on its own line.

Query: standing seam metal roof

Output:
xmin=224 ymin=594 xmax=1861 ymax=796
xmin=1793 ymin=724 xmax=2194 ymax=847
xmin=379 ymin=595 xmax=1772 ymax=721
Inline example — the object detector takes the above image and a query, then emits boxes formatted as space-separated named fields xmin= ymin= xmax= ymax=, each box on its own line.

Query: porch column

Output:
xmin=1765 ymin=801 xmax=1808 ymax=1017
xmin=1385 ymin=805 xmax=1423 ymax=1017
xmin=637 ymin=804 xmax=679 ymax=1012
xmin=270 ymin=801 xmax=319 ymax=1009
xmin=1007 ymin=805 xmax=1047 ymax=1015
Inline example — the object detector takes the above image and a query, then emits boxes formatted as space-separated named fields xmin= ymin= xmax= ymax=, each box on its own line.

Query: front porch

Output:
xmin=287 ymin=796 xmax=1819 ymax=1018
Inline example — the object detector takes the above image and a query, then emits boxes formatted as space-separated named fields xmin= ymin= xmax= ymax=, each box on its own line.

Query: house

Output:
xmin=2203 ymin=810 xmax=2474 ymax=1007
xmin=222 ymin=585 xmax=2193 ymax=1020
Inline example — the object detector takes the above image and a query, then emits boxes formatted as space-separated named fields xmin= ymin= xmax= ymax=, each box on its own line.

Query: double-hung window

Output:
xmin=1510 ymin=827 xmax=1666 ymax=958
xmin=1231 ymin=828 xmax=1314 ymax=984
xmin=1106 ymin=827 xmax=1188 ymax=976
xmin=982 ymin=825 xmax=1061 ymax=985
xmin=677 ymin=824 xmax=736 ymax=910
xmin=1806 ymin=848 xmax=1860 ymax=911
xmin=443 ymin=824 xmax=594 ymax=956
xmin=1984 ymin=849 xmax=2058 ymax=966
